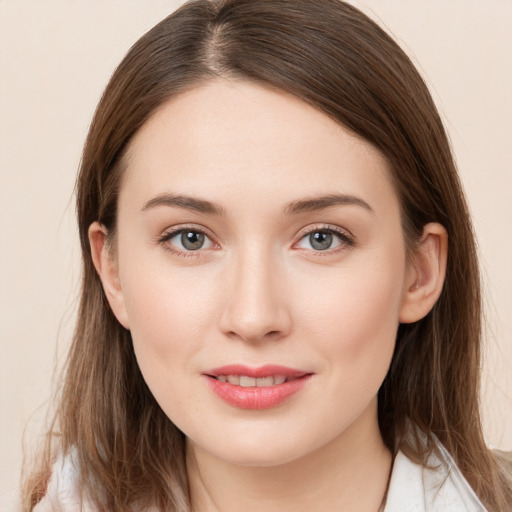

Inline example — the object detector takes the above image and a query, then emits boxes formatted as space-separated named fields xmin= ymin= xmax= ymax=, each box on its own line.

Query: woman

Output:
xmin=22 ymin=0 xmax=512 ymax=510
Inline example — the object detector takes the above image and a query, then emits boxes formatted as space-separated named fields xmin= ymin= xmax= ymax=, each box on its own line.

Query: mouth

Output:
xmin=209 ymin=374 xmax=294 ymax=387
xmin=203 ymin=365 xmax=313 ymax=409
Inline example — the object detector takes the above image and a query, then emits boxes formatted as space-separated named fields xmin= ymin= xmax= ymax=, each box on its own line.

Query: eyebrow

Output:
xmin=284 ymin=194 xmax=374 ymax=215
xmin=141 ymin=194 xmax=226 ymax=216
xmin=141 ymin=192 xmax=373 ymax=216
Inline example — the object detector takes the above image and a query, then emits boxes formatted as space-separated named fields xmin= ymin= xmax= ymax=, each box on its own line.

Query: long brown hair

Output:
xmin=23 ymin=0 xmax=512 ymax=510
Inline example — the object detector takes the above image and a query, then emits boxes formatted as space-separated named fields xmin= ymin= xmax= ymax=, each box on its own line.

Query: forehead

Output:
xmin=120 ymin=79 xmax=398 ymax=216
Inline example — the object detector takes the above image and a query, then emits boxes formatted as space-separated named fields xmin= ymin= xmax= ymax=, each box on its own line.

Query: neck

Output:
xmin=186 ymin=399 xmax=392 ymax=512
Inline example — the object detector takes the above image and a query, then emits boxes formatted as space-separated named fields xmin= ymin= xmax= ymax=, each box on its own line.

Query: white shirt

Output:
xmin=34 ymin=443 xmax=487 ymax=512
xmin=384 ymin=443 xmax=486 ymax=511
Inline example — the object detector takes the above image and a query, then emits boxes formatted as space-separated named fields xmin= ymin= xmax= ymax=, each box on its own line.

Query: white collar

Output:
xmin=384 ymin=443 xmax=487 ymax=511
xmin=35 ymin=443 xmax=487 ymax=511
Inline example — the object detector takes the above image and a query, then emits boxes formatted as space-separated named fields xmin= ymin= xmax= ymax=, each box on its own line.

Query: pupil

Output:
xmin=181 ymin=231 xmax=204 ymax=250
xmin=310 ymin=231 xmax=332 ymax=250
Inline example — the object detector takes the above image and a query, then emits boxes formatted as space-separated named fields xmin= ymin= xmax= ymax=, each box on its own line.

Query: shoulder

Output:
xmin=31 ymin=450 xmax=160 ymax=512
xmin=384 ymin=443 xmax=487 ymax=512
xmin=32 ymin=449 xmax=95 ymax=512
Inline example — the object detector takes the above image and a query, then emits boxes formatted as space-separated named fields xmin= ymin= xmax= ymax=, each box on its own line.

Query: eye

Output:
xmin=160 ymin=228 xmax=215 ymax=253
xmin=295 ymin=227 xmax=353 ymax=252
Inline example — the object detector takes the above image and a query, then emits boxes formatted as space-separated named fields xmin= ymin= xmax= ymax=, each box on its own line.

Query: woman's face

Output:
xmin=109 ymin=79 xmax=413 ymax=466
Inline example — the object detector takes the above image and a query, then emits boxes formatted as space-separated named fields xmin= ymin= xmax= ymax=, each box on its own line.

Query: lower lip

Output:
xmin=204 ymin=375 xmax=312 ymax=410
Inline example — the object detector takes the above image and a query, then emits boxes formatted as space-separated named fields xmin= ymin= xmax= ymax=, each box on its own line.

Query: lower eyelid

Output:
xmin=162 ymin=245 xmax=199 ymax=257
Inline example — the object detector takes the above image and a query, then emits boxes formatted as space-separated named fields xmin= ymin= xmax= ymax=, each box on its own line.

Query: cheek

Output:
xmin=119 ymin=256 xmax=221 ymax=397
xmin=297 ymin=251 xmax=405 ymax=371
xmin=287 ymin=255 xmax=404 ymax=440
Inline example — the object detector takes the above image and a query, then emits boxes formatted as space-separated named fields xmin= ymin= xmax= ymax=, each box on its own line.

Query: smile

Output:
xmin=214 ymin=375 xmax=291 ymax=387
xmin=204 ymin=365 xmax=313 ymax=409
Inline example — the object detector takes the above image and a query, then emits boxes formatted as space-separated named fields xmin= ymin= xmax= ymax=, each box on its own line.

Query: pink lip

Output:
xmin=203 ymin=364 xmax=313 ymax=410
xmin=206 ymin=364 xmax=308 ymax=379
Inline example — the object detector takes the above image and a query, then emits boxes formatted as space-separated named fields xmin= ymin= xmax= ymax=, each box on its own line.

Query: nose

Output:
xmin=219 ymin=245 xmax=292 ymax=343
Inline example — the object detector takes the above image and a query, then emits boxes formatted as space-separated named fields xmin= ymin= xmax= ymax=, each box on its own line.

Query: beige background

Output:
xmin=1 ymin=1 xmax=511 ymax=509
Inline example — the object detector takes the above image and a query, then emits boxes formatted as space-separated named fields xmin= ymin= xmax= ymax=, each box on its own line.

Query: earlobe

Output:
xmin=88 ymin=222 xmax=130 ymax=329
xmin=399 ymin=222 xmax=448 ymax=324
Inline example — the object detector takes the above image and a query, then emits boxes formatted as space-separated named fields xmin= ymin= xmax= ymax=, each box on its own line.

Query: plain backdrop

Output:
xmin=1 ymin=1 xmax=511 ymax=510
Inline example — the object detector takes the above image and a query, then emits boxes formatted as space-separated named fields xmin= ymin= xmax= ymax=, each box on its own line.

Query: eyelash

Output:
xmin=294 ymin=224 xmax=355 ymax=255
xmin=157 ymin=224 xmax=355 ymax=258
xmin=157 ymin=224 xmax=218 ymax=258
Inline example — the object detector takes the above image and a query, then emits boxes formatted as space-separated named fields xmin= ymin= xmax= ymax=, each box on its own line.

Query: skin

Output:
xmin=90 ymin=79 xmax=448 ymax=512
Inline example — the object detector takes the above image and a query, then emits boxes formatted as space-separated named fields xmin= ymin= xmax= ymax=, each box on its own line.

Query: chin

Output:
xmin=187 ymin=419 xmax=339 ymax=468
xmin=211 ymin=442 xmax=307 ymax=468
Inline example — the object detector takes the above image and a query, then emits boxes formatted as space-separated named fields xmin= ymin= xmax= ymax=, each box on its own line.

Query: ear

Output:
xmin=399 ymin=222 xmax=448 ymax=324
xmin=88 ymin=222 xmax=130 ymax=329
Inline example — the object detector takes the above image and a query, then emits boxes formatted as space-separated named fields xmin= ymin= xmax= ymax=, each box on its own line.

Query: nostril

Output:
xmin=229 ymin=329 xmax=284 ymax=343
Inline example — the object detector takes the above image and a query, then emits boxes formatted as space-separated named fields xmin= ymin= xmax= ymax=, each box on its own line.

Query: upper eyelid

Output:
xmin=157 ymin=223 xmax=354 ymax=248
xmin=160 ymin=224 xmax=216 ymax=241
xmin=295 ymin=223 xmax=354 ymax=240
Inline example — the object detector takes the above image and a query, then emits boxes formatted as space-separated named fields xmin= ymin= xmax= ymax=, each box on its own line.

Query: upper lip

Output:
xmin=204 ymin=364 xmax=310 ymax=378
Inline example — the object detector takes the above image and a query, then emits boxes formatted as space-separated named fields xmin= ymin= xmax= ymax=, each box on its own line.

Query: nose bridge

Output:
xmin=220 ymin=241 xmax=291 ymax=342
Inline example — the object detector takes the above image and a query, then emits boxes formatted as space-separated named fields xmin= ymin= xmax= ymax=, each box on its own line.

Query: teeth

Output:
xmin=256 ymin=376 xmax=274 ymax=387
xmin=216 ymin=375 xmax=289 ymax=387
xmin=239 ymin=376 xmax=256 ymax=387
xmin=227 ymin=375 xmax=240 ymax=385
